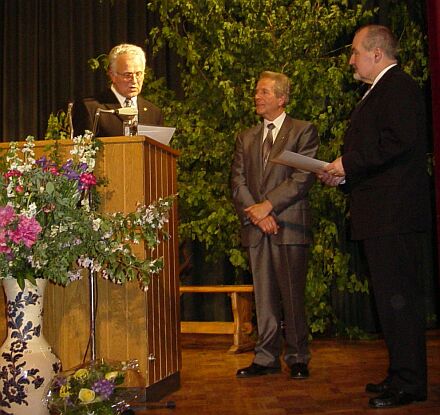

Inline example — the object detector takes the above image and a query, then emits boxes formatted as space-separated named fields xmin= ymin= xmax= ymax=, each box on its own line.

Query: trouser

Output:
xmin=363 ymin=232 xmax=427 ymax=397
xmin=248 ymin=236 xmax=310 ymax=368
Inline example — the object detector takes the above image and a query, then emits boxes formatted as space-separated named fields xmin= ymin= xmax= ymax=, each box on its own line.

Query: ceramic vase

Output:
xmin=0 ymin=278 xmax=61 ymax=415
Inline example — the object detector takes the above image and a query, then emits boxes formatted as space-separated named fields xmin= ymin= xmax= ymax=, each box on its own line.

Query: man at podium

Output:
xmin=72 ymin=43 xmax=163 ymax=137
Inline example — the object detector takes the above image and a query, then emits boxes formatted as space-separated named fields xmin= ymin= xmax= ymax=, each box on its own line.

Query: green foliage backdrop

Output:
xmin=90 ymin=0 xmax=429 ymax=335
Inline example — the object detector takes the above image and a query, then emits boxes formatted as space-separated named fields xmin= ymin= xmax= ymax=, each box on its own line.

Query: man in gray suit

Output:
xmin=72 ymin=43 xmax=163 ymax=137
xmin=231 ymin=71 xmax=318 ymax=379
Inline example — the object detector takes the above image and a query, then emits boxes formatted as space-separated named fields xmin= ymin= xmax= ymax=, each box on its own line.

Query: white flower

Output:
xmin=92 ymin=218 xmax=102 ymax=231
xmin=26 ymin=202 xmax=38 ymax=218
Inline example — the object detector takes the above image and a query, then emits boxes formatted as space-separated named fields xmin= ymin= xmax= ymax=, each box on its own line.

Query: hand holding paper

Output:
xmin=315 ymin=156 xmax=345 ymax=186
xmin=271 ymin=150 xmax=346 ymax=187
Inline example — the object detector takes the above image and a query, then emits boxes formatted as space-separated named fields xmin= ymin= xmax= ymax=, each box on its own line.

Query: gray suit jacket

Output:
xmin=231 ymin=115 xmax=318 ymax=247
xmin=72 ymin=88 xmax=164 ymax=137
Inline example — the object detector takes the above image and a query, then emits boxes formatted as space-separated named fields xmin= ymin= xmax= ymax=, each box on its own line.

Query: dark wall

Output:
xmin=0 ymin=0 xmax=154 ymax=141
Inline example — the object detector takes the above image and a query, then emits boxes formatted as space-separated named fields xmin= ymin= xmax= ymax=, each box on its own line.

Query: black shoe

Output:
xmin=365 ymin=377 xmax=392 ymax=393
xmin=368 ymin=389 xmax=427 ymax=409
xmin=290 ymin=363 xmax=309 ymax=379
xmin=236 ymin=363 xmax=281 ymax=378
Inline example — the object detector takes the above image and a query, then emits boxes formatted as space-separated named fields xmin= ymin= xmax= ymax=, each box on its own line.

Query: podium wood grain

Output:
xmin=0 ymin=136 xmax=180 ymax=396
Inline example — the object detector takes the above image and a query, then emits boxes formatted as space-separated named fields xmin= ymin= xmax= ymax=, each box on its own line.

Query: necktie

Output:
xmin=262 ymin=123 xmax=275 ymax=169
xmin=124 ymin=98 xmax=132 ymax=107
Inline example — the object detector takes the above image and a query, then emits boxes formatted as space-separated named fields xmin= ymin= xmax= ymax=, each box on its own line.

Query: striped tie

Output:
xmin=262 ymin=123 xmax=275 ymax=169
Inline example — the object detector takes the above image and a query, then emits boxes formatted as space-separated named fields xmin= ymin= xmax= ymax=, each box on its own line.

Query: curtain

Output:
xmin=0 ymin=0 xmax=153 ymax=141
xmin=427 ymin=0 xmax=440 ymax=286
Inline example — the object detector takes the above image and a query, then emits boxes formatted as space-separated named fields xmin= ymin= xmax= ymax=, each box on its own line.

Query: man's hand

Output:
xmin=324 ymin=157 xmax=345 ymax=177
xmin=256 ymin=215 xmax=279 ymax=234
xmin=244 ymin=200 xmax=273 ymax=224
xmin=317 ymin=157 xmax=346 ymax=187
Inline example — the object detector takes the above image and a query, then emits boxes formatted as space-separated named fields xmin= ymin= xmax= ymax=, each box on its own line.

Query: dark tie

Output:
xmin=124 ymin=98 xmax=132 ymax=107
xmin=262 ymin=123 xmax=275 ymax=169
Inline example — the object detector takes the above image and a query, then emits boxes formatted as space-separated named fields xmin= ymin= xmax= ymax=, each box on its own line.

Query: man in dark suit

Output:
xmin=319 ymin=25 xmax=430 ymax=408
xmin=231 ymin=71 xmax=318 ymax=380
xmin=72 ymin=43 xmax=163 ymax=137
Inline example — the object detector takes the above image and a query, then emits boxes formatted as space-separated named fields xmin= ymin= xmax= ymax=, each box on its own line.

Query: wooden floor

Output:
xmin=132 ymin=330 xmax=440 ymax=414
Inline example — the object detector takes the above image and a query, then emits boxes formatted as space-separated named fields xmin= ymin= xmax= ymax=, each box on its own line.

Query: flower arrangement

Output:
xmin=45 ymin=359 xmax=138 ymax=415
xmin=0 ymin=134 xmax=173 ymax=289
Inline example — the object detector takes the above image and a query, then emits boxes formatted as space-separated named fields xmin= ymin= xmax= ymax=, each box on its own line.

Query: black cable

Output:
xmin=122 ymin=401 xmax=176 ymax=413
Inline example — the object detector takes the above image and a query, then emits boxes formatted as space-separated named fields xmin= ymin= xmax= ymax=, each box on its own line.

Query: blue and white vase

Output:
xmin=0 ymin=278 xmax=61 ymax=415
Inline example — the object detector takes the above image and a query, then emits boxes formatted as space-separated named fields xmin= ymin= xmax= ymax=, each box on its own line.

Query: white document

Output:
xmin=271 ymin=150 xmax=328 ymax=173
xmin=137 ymin=124 xmax=176 ymax=146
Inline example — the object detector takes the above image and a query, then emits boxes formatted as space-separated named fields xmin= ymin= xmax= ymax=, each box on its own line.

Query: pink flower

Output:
xmin=48 ymin=166 xmax=59 ymax=175
xmin=79 ymin=172 xmax=97 ymax=190
xmin=3 ymin=170 xmax=22 ymax=179
xmin=0 ymin=205 xmax=15 ymax=227
xmin=15 ymin=185 xmax=24 ymax=194
xmin=0 ymin=229 xmax=12 ymax=254
xmin=8 ymin=215 xmax=42 ymax=248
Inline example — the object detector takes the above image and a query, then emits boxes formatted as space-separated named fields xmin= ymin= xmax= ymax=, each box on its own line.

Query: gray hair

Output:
xmin=357 ymin=25 xmax=399 ymax=60
xmin=259 ymin=71 xmax=290 ymax=105
xmin=108 ymin=43 xmax=146 ymax=70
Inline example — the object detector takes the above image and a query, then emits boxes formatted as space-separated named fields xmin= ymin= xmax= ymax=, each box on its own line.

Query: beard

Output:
xmin=353 ymin=71 xmax=361 ymax=81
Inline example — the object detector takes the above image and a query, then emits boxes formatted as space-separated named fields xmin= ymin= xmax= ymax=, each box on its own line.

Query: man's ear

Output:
xmin=374 ymin=47 xmax=383 ymax=63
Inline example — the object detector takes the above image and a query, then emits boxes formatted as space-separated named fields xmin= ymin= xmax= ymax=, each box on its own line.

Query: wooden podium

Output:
xmin=0 ymin=136 xmax=181 ymax=400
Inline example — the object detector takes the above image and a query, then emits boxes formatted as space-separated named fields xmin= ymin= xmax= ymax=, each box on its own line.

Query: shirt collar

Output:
xmin=265 ymin=112 xmax=286 ymax=130
xmin=370 ymin=63 xmax=397 ymax=91
xmin=111 ymin=85 xmax=138 ymax=107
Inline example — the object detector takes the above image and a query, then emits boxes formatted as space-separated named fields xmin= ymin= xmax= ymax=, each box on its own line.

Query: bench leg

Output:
xmin=228 ymin=292 xmax=255 ymax=354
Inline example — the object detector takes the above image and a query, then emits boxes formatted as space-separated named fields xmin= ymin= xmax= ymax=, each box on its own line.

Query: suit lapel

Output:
xmin=250 ymin=125 xmax=264 ymax=180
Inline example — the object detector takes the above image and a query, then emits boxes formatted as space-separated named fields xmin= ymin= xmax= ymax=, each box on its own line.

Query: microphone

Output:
xmin=67 ymin=102 xmax=74 ymax=139
xmin=91 ymin=107 xmax=138 ymax=137
xmin=97 ymin=107 xmax=138 ymax=116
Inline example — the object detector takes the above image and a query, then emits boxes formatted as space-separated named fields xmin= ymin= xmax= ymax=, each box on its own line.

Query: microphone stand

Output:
xmin=86 ymin=127 xmax=98 ymax=362
xmin=67 ymin=102 xmax=74 ymax=140
xmin=92 ymin=109 xmax=101 ymax=139
xmin=86 ymin=104 xmax=139 ymax=363
xmin=89 ymin=268 xmax=97 ymax=361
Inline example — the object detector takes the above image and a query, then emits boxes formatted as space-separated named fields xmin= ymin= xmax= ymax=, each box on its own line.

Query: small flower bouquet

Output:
xmin=0 ymin=134 xmax=173 ymax=289
xmin=45 ymin=359 xmax=138 ymax=415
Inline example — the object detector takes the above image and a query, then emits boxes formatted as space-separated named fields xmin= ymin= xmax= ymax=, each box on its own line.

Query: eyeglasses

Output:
xmin=115 ymin=71 xmax=144 ymax=81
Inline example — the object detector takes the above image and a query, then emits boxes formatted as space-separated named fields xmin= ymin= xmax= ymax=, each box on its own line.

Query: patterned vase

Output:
xmin=0 ymin=278 xmax=61 ymax=415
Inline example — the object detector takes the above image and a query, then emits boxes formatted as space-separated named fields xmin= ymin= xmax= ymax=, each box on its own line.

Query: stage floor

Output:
xmin=131 ymin=330 xmax=440 ymax=414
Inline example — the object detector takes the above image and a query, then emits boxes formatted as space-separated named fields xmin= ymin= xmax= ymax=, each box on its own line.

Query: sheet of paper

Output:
xmin=137 ymin=124 xmax=176 ymax=146
xmin=271 ymin=150 xmax=328 ymax=173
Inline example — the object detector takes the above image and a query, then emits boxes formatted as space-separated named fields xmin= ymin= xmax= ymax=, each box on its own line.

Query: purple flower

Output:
xmin=92 ymin=379 xmax=115 ymax=400
xmin=0 ymin=205 xmax=15 ymax=227
xmin=36 ymin=156 xmax=50 ymax=169
xmin=61 ymin=160 xmax=79 ymax=180
xmin=8 ymin=215 xmax=42 ymax=248
xmin=78 ymin=162 xmax=88 ymax=172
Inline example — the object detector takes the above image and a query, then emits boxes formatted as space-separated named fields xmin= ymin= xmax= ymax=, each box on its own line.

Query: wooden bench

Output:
xmin=179 ymin=285 xmax=255 ymax=354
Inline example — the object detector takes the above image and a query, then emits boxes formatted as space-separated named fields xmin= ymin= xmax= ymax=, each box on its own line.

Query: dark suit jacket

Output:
xmin=231 ymin=115 xmax=318 ymax=247
xmin=72 ymin=88 xmax=164 ymax=137
xmin=341 ymin=66 xmax=431 ymax=240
